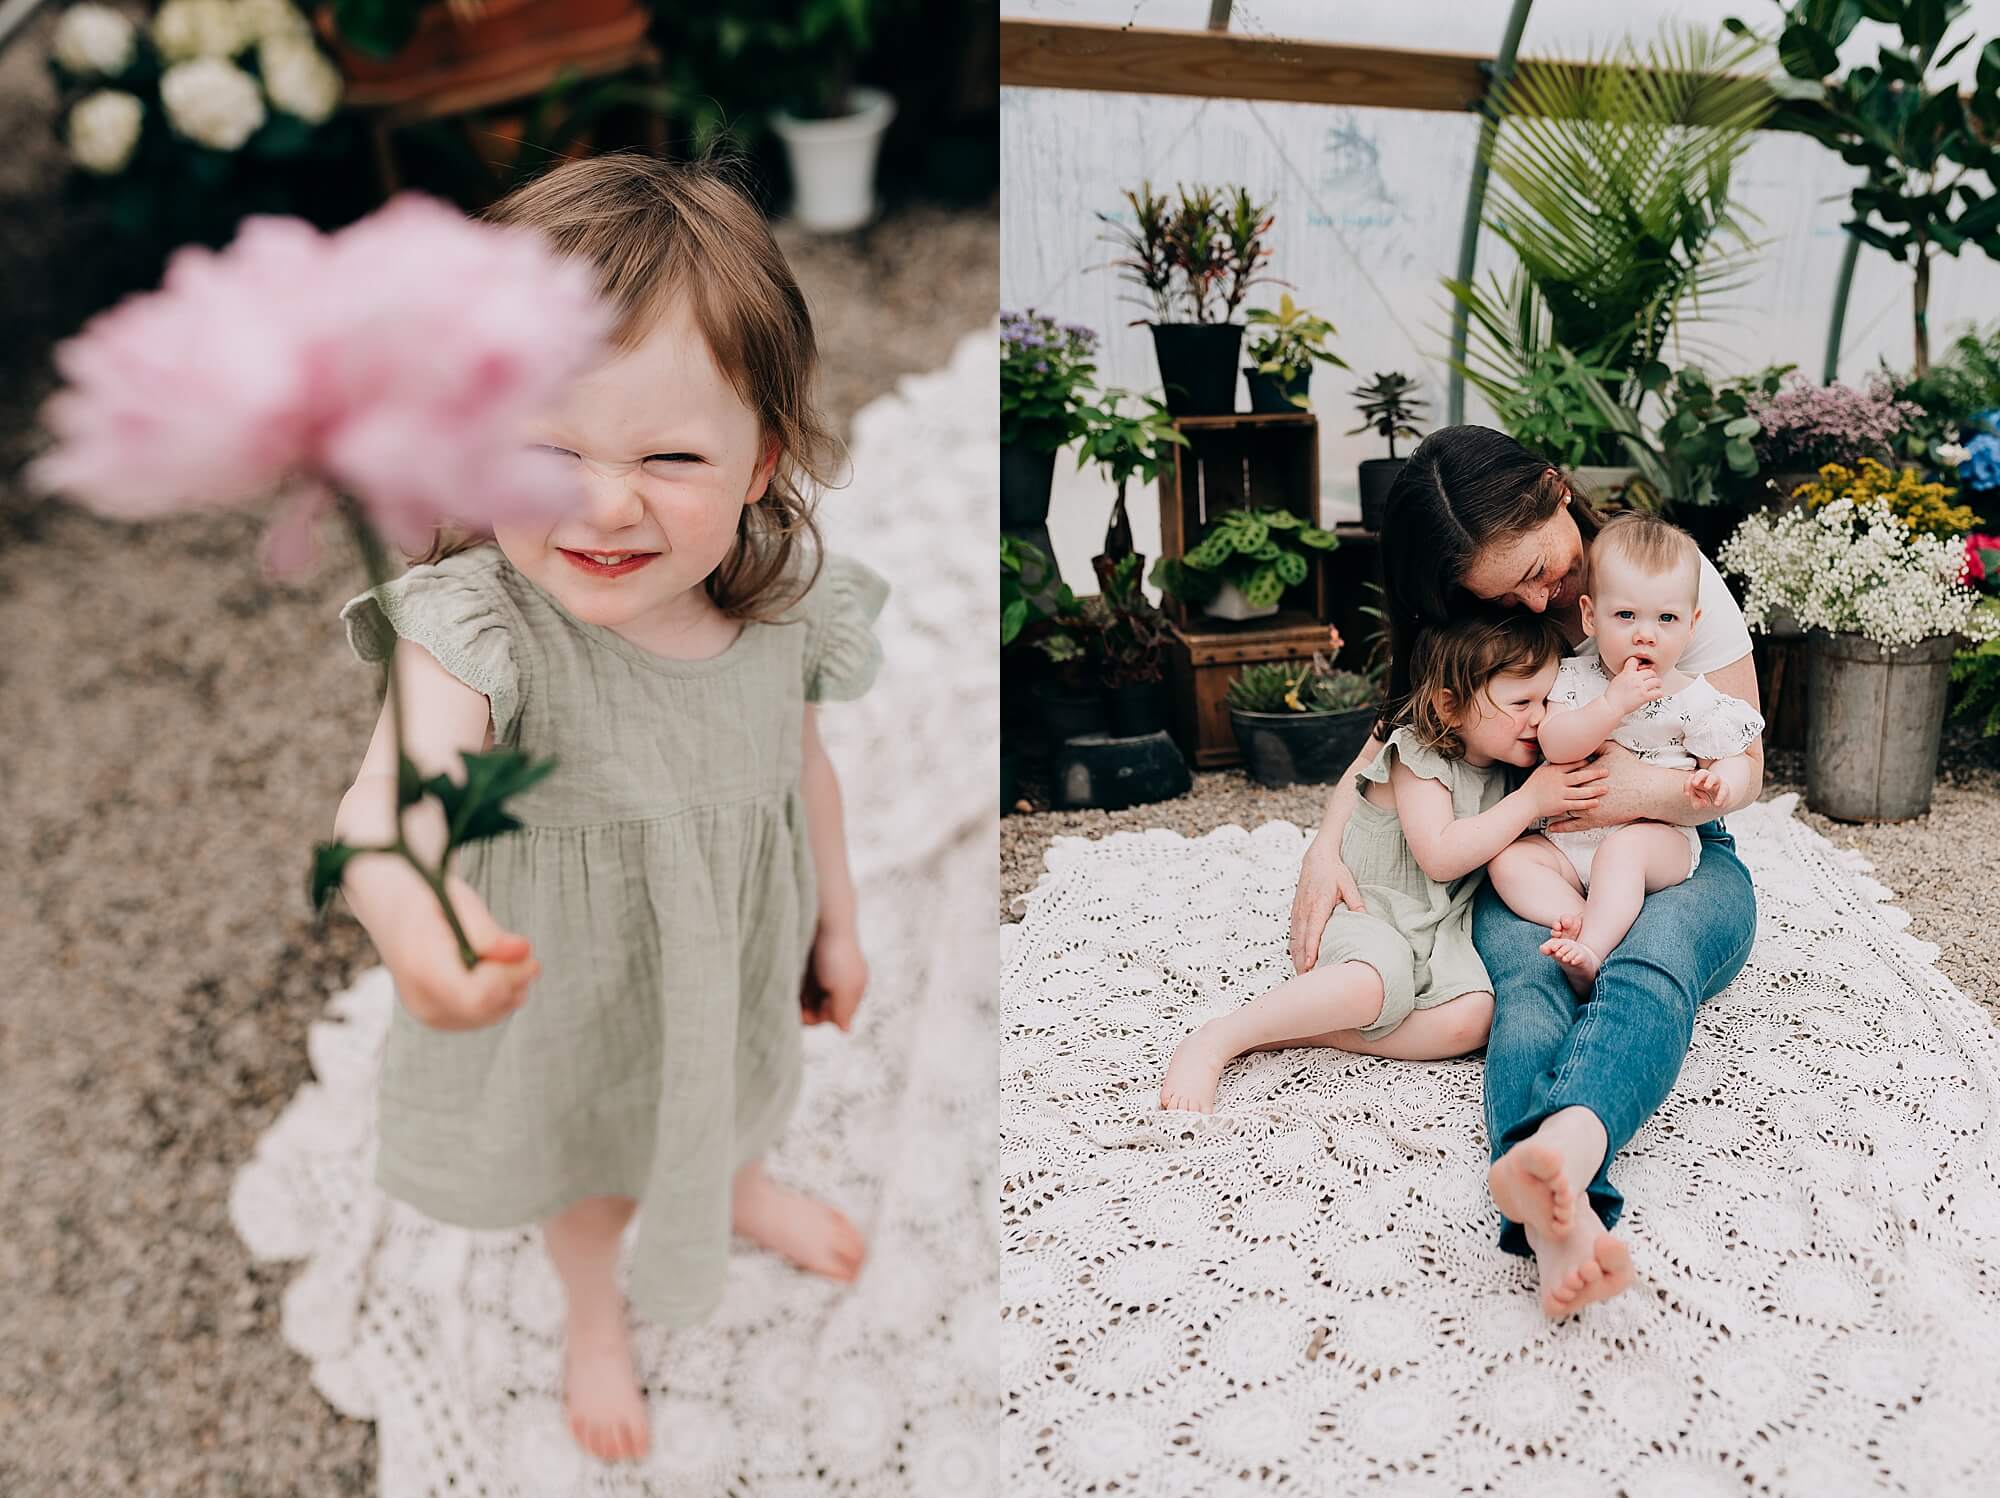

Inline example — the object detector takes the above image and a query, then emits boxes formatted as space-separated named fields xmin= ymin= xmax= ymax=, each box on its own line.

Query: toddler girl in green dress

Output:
xmin=1160 ymin=613 xmax=1604 ymax=1112
xmin=329 ymin=157 xmax=888 ymax=1465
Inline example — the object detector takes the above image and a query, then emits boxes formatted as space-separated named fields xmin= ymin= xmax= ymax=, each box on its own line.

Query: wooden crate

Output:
xmin=1156 ymin=413 xmax=1325 ymax=628
xmin=1167 ymin=611 xmax=1336 ymax=769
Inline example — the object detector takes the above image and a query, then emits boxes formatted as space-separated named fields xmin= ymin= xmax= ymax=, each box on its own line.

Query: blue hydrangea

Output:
xmin=1963 ymin=433 xmax=2000 ymax=492
xmin=1968 ymin=408 xmax=2000 ymax=438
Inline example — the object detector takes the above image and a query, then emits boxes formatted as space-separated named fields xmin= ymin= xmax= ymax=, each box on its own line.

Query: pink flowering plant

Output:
xmin=31 ymin=194 xmax=611 ymax=966
xmin=1745 ymin=374 xmax=1923 ymax=473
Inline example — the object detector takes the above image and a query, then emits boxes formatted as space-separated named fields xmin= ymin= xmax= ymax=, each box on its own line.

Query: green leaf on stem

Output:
xmin=309 ymin=840 xmax=360 ymax=913
xmin=423 ymin=749 xmax=560 ymax=848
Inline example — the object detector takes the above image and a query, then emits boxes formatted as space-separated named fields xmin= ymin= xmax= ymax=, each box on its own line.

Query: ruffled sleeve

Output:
xmin=339 ymin=547 xmax=523 ymax=742
xmin=1683 ymin=688 xmax=1766 ymax=762
xmin=803 ymin=552 xmax=891 ymax=704
xmin=1355 ymin=725 xmax=1455 ymax=792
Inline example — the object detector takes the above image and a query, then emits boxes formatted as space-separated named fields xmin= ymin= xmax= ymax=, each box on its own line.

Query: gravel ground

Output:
xmin=0 ymin=13 xmax=997 ymax=1489
xmin=1002 ymin=737 xmax=2000 ymax=1021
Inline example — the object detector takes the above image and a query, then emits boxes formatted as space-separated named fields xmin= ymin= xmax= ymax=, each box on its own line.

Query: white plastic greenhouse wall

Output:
xmin=1001 ymin=0 xmax=2000 ymax=590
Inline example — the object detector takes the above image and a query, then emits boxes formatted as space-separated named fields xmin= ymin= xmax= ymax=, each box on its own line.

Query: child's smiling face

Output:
xmin=494 ymin=292 xmax=774 ymax=639
xmin=1451 ymin=660 xmax=1559 ymax=767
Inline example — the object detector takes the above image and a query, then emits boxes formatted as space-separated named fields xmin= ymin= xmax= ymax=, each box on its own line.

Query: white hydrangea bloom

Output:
xmin=1939 ymin=441 xmax=1972 ymax=468
xmin=67 ymin=89 xmax=144 ymax=174
xmin=1719 ymin=496 xmax=2000 ymax=651
xmin=160 ymin=57 xmax=266 ymax=151
xmin=235 ymin=0 xmax=312 ymax=42
xmin=258 ymin=36 xmax=342 ymax=124
xmin=53 ymin=3 xmax=138 ymax=76
xmin=152 ymin=0 xmax=249 ymax=62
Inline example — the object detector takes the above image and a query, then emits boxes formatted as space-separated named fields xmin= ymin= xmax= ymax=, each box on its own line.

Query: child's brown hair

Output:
xmin=1583 ymin=513 xmax=1701 ymax=603
xmin=415 ymin=151 xmax=836 ymax=620
xmin=1399 ymin=613 xmax=1569 ymax=760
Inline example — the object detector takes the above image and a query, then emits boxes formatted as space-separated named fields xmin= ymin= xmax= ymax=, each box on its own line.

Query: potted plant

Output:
xmin=1720 ymin=491 xmax=1997 ymax=820
xmin=1000 ymin=310 xmax=1099 ymax=576
xmin=1225 ymin=653 xmax=1378 ymax=789
xmin=1091 ymin=551 xmax=1174 ymax=736
xmin=1099 ymin=180 xmax=1276 ymax=417
xmin=1002 ymin=536 xmax=1108 ymax=753
xmin=1744 ymin=374 xmax=1924 ymax=502
xmin=1242 ymin=292 xmax=1347 ymax=413
xmin=1150 ymin=505 xmax=1339 ymax=622
xmin=764 ymin=0 xmax=897 ymax=232
xmin=1348 ymin=372 xmax=1426 ymax=532
xmin=1748 ymin=0 xmax=2000 ymax=379
xmin=1654 ymin=364 xmax=1791 ymax=553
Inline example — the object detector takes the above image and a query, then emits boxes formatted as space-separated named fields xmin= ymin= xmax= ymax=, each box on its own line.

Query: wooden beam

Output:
xmin=1000 ymin=20 xmax=1491 ymax=113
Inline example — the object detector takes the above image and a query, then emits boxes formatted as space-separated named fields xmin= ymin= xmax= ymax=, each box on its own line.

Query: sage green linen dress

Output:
xmin=1312 ymin=726 xmax=1507 ymax=1040
xmin=339 ymin=542 xmax=888 ymax=1326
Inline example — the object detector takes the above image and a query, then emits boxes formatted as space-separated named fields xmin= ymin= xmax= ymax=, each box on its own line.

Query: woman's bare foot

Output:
xmin=1540 ymin=920 xmax=1599 ymax=999
xmin=1525 ymin=1215 xmax=1635 ymax=1319
xmin=1489 ymin=1136 xmax=1578 ymax=1233
xmin=731 ymin=1160 xmax=865 ymax=1280
xmin=1160 ymin=1021 xmax=1238 ymax=1113
xmin=562 ymin=1297 xmax=650 ymax=1462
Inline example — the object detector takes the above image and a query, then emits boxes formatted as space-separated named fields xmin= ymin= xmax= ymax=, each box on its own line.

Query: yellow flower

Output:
xmin=1801 ymin=456 xmax=1974 ymax=541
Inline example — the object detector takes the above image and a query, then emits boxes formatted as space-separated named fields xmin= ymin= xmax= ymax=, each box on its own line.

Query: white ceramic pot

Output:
xmin=1203 ymin=580 xmax=1280 ymax=622
xmin=769 ymin=85 xmax=897 ymax=233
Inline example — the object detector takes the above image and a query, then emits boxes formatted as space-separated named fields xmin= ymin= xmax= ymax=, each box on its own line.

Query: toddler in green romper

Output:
xmin=342 ymin=541 xmax=888 ymax=1327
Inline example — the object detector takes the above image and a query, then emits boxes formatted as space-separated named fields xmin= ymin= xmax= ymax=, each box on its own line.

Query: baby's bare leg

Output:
xmin=1161 ymin=961 xmax=1387 ymax=1113
xmin=1544 ymin=824 xmax=1694 ymax=995
xmin=1488 ymin=835 xmax=1585 ymax=930
xmin=731 ymin=1160 xmax=865 ymax=1281
xmin=1251 ymin=989 xmax=1495 ymax=1061
xmin=544 ymin=1194 xmax=648 ymax=1463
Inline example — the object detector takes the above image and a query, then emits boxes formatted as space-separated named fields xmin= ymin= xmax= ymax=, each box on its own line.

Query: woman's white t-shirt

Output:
xmin=1571 ymin=552 xmax=1755 ymax=676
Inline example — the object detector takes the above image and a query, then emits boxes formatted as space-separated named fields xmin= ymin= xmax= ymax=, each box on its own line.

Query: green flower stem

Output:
xmin=342 ymin=496 xmax=480 ymax=969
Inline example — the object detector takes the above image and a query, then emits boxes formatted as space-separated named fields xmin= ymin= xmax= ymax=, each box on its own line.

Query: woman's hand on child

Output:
xmin=1604 ymin=659 xmax=1665 ymax=716
xmin=801 ymin=924 xmax=868 ymax=1032
xmin=1685 ymin=768 xmax=1727 ymax=807
xmin=1526 ymin=759 xmax=1611 ymax=820
xmin=1289 ymin=839 xmax=1364 ymax=974
xmin=384 ymin=872 xmax=540 ymax=1031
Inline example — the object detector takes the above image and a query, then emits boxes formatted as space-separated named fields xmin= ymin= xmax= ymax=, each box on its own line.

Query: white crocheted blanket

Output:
xmin=231 ymin=331 xmax=1000 ymax=1497
xmin=1001 ymin=795 xmax=2000 ymax=1496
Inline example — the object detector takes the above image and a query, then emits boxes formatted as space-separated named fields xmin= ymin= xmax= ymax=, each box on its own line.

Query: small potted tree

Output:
xmin=1349 ymin=372 xmax=1426 ymax=532
xmin=1000 ymin=310 xmax=1098 ymax=580
xmin=763 ymin=1 xmax=897 ymax=231
xmin=1099 ymin=181 xmax=1276 ymax=417
xmin=1242 ymin=292 xmax=1347 ymax=412
xmin=1226 ymin=651 xmax=1378 ymax=789
xmin=1720 ymin=490 xmax=1997 ymax=821
xmin=1150 ymin=506 xmax=1339 ymax=622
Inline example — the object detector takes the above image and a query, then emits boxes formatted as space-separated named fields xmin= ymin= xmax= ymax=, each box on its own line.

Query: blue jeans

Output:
xmin=1473 ymin=819 xmax=1756 ymax=1256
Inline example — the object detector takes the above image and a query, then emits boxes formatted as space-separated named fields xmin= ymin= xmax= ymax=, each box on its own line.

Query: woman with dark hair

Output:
xmin=1289 ymin=426 xmax=1761 ymax=1316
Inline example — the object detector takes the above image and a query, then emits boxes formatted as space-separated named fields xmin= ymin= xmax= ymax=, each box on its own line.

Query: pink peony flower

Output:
xmin=31 ymin=194 xmax=612 ymax=575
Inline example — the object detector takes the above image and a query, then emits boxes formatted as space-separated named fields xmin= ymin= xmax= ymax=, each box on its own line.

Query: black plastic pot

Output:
xmin=1000 ymin=441 xmax=1058 ymax=530
xmin=1358 ymin=458 xmax=1406 ymax=533
xmin=1106 ymin=679 xmax=1170 ymax=738
xmin=1229 ymin=705 xmax=1376 ymax=790
xmin=1150 ymin=323 xmax=1243 ymax=417
xmin=1035 ymin=680 xmax=1108 ymax=750
xmin=1245 ymin=368 xmax=1305 ymax=414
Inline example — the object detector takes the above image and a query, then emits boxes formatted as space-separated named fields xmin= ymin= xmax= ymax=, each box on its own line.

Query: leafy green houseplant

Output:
xmin=1150 ymin=506 xmax=1339 ymax=621
xmin=1893 ymin=326 xmax=2000 ymax=468
xmin=1445 ymin=26 xmax=1774 ymax=470
xmin=1000 ymin=311 xmax=1100 ymax=553
xmin=1743 ymin=0 xmax=2000 ymax=377
xmin=1100 ymin=180 xmax=1278 ymax=415
xmin=1073 ymin=387 xmax=1187 ymax=561
xmin=1243 ymin=293 xmax=1347 ymax=412
xmin=1349 ymin=372 xmax=1427 ymax=531
xmin=1225 ymin=654 xmax=1379 ymax=788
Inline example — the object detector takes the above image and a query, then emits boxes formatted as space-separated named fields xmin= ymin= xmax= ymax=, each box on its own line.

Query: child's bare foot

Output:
xmin=1160 ymin=1021 xmax=1236 ymax=1113
xmin=731 ymin=1161 xmax=865 ymax=1280
xmin=1526 ymin=1216 xmax=1635 ymax=1319
xmin=1489 ymin=1136 xmax=1579 ymax=1234
xmin=1540 ymin=931 xmax=1600 ymax=999
xmin=563 ymin=1297 xmax=650 ymax=1463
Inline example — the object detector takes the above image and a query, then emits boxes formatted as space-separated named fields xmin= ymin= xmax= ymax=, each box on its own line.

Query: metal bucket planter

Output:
xmin=1805 ymin=631 xmax=1955 ymax=822
xmin=1229 ymin=705 xmax=1376 ymax=790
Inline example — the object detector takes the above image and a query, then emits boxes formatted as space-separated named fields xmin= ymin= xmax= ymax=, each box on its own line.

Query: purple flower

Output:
xmin=1746 ymin=375 xmax=1921 ymax=470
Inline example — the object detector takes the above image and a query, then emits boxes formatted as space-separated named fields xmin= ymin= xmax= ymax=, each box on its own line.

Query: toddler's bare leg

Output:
xmin=1544 ymin=824 xmax=1694 ymax=997
xmin=1488 ymin=835 xmax=1585 ymax=930
xmin=732 ymin=1160 xmax=865 ymax=1282
xmin=1253 ymin=989 xmax=1495 ymax=1061
xmin=544 ymin=1194 xmax=648 ymax=1463
xmin=1161 ymin=961 xmax=1386 ymax=1113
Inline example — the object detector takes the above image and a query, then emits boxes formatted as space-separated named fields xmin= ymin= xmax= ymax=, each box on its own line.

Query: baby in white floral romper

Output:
xmin=1488 ymin=514 xmax=1765 ymax=996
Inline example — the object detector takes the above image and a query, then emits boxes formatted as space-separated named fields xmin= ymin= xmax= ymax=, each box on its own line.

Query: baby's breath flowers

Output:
xmin=1721 ymin=496 xmax=2000 ymax=651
